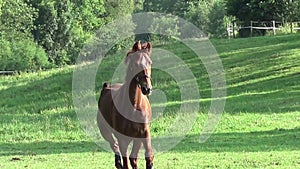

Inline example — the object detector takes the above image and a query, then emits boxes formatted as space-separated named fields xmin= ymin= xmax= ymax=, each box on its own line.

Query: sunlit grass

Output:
xmin=0 ymin=34 xmax=300 ymax=168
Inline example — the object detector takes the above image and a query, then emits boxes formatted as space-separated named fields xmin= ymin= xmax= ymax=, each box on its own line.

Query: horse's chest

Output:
xmin=114 ymin=109 xmax=150 ymax=136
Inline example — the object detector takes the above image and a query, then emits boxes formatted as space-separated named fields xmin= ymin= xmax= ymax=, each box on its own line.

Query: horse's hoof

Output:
xmin=115 ymin=154 xmax=122 ymax=169
xmin=115 ymin=164 xmax=122 ymax=169
xmin=146 ymin=164 xmax=153 ymax=169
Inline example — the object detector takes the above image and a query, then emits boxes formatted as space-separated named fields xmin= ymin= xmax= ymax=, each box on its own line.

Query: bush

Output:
xmin=0 ymin=38 xmax=12 ymax=70
xmin=0 ymin=38 xmax=51 ymax=71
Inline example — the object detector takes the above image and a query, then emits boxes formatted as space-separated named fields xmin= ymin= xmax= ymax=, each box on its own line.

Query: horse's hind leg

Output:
xmin=130 ymin=139 xmax=142 ymax=169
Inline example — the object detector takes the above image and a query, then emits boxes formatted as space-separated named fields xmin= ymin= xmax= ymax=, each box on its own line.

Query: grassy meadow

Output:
xmin=1 ymin=34 xmax=300 ymax=168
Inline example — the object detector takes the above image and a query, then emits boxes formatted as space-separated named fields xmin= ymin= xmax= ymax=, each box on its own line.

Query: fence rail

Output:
xmin=227 ymin=21 xmax=300 ymax=38
xmin=0 ymin=71 xmax=14 ymax=75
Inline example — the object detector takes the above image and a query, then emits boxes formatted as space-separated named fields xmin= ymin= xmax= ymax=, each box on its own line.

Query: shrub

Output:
xmin=0 ymin=38 xmax=12 ymax=70
xmin=0 ymin=38 xmax=51 ymax=71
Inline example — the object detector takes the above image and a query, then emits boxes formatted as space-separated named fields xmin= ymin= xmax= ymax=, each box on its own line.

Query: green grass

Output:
xmin=1 ymin=33 xmax=300 ymax=168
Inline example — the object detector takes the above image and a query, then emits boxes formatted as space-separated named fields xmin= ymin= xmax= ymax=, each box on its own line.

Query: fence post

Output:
xmin=250 ymin=21 xmax=253 ymax=37
xmin=290 ymin=22 xmax=293 ymax=33
xmin=272 ymin=20 xmax=276 ymax=36
xmin=232 ymin=21 xmax=236 ymax=38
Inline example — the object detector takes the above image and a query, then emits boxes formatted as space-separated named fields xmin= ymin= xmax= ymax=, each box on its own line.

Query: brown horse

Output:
xmin=97 ymin=41 xmax=154 ymax=169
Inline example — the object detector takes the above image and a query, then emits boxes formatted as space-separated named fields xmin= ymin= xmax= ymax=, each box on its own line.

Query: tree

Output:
xmin=68 ymin=0 xmax=106 ymax=63
xmin=141 ymin=0 xmax=229 ymax=37
xmin=0 ymin=0 xmax=50 ymax=71
xmin=103 ymin=0 xmax=136 ymax=50
xmin=208 ymin=0 xmax=228 ymax=37
xmin=31 ymin=0 xmax=74 ymax=65
xmin=227 ymin=0 xmax=300 ymax=36
xmin=149 ymin=14 xmax=180 ymax=42
xmin=0 ymin=0 xmax=37 ymax=40
xmin=285 ymin=0 xmax=300 ymax=21
xmin=30 ymin=0 xmax=136 ymax=65
xmin=143 ymin=0 xmax=196 ymax=17
xmin=104 ymin=0 xmax=135 ymax=20
xmin=71 ymin=0 xmax=106 ymax=33
xmin=134 ymin=0 xmax=145 ymax=12
xmin=185 ymin=0 xmax=211 ymax=34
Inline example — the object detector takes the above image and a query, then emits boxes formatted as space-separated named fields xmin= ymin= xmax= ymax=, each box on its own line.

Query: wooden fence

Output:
xmin=227 ymin=21 xmax=300 ymax=38
xmin=0 ymin=71 xmax=14 ymax=75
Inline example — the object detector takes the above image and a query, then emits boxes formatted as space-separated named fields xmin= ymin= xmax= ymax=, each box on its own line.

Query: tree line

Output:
xmin=0 ymin=0 xmax=299 ymax=71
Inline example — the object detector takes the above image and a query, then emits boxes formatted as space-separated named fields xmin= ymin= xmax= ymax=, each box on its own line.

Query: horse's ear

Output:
xmin=132 ymin=40 xmax=141 ymax=51
xmin=126 ymin=41 xmax=142 ymax=64
xmin=146 ymin=42 xmax=152 ymax=54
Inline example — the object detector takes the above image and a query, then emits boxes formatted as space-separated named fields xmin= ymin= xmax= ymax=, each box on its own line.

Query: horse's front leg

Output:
xmin=114 ymin=153 xmax=122 ymax=169
xmin=119 ymin=138 xmax=131 ymax=169
xmin=143 ymin=137 xmax=154 ymax=169
xmin=97 ymin=112 xmax=122 ymax=168
xmin=111 ymin=142 xmax=122 ymax=169
xmin=108 ymin=140 xmax=122 ymax=168
xmin=130 ymin=139 xmax=143 ymax=169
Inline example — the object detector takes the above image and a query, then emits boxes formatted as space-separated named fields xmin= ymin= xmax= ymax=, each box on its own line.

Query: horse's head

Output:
xmin=126 ymin=41 xmax=152 ymax=95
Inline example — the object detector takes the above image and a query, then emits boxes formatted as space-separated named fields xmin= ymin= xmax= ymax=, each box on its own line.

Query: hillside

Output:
xmin=0 ymin=34 xmax=299 ymax=168
xmin=214 ymin=34 xmax=300 ymax=113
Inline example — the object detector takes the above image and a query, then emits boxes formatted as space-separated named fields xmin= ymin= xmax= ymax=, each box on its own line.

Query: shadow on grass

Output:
xmin=1 ymin=127 xmax=299 ymax=156
xmin=225 ymin=72 xmax=300 ymax=113
xmin=219 ymin=35 xmax=300 ymax=114
xmin=174 ymin=127 xmax=300 ymax=153
xmin=0 ymin=69 xmax=73 ymax=115
xmin=0 ymin=141 xmax=100 ymax=156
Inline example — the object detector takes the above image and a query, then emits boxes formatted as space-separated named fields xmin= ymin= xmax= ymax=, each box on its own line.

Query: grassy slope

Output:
xmin=0 ymin=34 xmax=300 ymax=168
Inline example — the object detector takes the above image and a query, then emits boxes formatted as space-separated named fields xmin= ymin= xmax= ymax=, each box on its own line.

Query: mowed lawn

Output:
xmin=0 ymin=34 xmax=300 ymax=168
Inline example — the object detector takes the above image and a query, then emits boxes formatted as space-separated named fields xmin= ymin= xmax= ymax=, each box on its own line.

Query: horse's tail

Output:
xmin=100 ymin=82 xmax=109 ymax=94
xmin=98 ymin=83 xmax=109 ymax=107
xmin=102 ymin=82 xmax=109 ymax=89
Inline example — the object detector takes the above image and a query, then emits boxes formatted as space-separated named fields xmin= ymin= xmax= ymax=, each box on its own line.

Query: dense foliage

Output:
xmin=227 ymin=0 xmax=300 ymax=22
xmin=0 ymin=0 xmax=299 ymax=71
xmin=226 ymin=0 xmax=300 ymax=36
xmin=0 ymin=0 xmax=135 ymax=70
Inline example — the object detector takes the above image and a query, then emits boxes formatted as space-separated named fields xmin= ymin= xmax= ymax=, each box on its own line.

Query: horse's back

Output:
xmin=99 ymin=82 xmax=123 ymax=102
xmin=98 ymin=82 xmax=123 ymax=127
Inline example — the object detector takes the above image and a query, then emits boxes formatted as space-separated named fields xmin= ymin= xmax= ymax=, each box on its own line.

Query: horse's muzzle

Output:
xmin=142 ymin=86 xmax=152 ymax=95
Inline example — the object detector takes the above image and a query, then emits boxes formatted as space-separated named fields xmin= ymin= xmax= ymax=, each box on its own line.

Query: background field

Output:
xmin=1 ymin=34 xmax=300 ymax=168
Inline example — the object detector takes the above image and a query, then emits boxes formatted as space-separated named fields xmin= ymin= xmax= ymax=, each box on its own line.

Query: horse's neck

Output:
xmin=127 ymin=80 xmax=142 ymax=110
